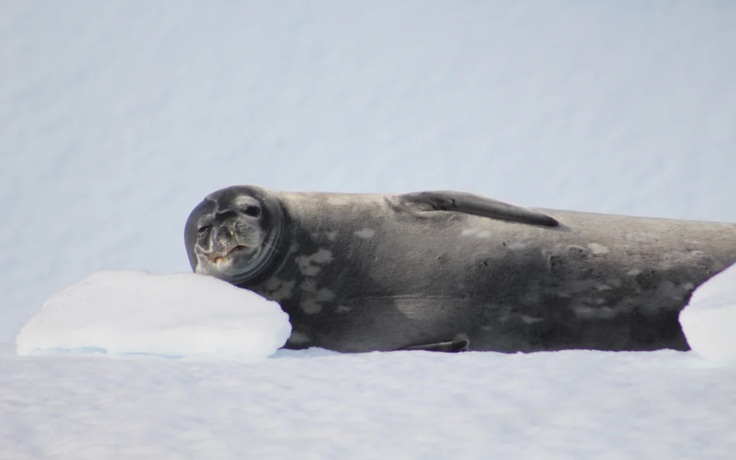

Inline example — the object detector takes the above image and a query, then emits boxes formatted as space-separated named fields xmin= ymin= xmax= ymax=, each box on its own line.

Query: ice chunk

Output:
xmin=679 ymin=263 xmax=736 ymax=364
xmin=16 ymin=271 xmax=291 ymax=361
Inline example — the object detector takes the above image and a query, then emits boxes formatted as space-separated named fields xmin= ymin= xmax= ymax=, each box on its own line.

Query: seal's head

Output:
xmin=184 ymin=185 xmax=283 ymax=285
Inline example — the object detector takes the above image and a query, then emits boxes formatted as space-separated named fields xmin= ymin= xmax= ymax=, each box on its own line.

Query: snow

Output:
xmin=15 ymin=271 xmax=291 ymax=361
xmin=2 ymin=345 xmax=735 ymax=459
xmin=2 ymin=1 xmax=736 ymax=458
xmin=680 ymin=263 xmax=736 ymax=365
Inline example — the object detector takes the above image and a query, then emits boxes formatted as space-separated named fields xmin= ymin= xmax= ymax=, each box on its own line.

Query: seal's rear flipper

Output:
xmin=397 ymin=191 xmax=559 ymax=227
xmin=403 ymin=338 xmax=470 ymax=353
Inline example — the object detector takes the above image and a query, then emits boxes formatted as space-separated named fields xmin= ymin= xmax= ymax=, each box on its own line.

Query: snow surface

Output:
xmin=2 ymin=344 xmax=735 ymax=459
xmin=15 ymin=271 xmax=290 ymax=360
xmin=680 ymin=263 xmax=736 ymax=365
xmin=2 ymin=1 xmax=736 ymax=459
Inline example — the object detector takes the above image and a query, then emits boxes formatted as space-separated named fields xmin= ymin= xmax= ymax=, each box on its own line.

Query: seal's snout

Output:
xmin=211 ymin=245 xmax=249 ymax=264
xmin=211 ymin=219 xmax=243 ymax=253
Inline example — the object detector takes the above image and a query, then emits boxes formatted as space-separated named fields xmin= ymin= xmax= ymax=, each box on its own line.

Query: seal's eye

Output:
xmin=244 ymin=205 xmax=262 ymax=218
xmin=197 ymin=225 xmax=211 ymax=237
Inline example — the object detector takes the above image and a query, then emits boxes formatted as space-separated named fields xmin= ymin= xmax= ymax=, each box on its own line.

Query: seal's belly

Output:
xmin=282 ymin=295 xmax=477 ymax=352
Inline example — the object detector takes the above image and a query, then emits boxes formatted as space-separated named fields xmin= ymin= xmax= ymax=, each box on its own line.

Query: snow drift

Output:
xmin=16 ymin=271 xmax=291 ymax=361
xmin=680 ymin=263 xmax=736 ymax=365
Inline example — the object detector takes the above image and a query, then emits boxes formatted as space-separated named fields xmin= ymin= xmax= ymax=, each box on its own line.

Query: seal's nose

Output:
xmin=212 ymin=221 xmax=236 ymax=254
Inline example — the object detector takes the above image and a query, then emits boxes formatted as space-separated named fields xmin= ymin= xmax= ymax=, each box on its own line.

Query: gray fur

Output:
xmin=185 ymin=185 xmax=736 ymax=353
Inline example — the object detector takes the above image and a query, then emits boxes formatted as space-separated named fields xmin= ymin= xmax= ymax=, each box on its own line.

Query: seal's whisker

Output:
xmin=261 ymin=241 xmax=280 ymax=254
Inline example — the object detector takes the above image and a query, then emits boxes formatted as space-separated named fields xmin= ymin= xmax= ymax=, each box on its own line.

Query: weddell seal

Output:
xmin=184 ymin=185 xmax=736 ymax=353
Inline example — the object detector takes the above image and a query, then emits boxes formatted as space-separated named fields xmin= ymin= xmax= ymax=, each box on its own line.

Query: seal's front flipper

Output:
xmin=397 ymin=191 xmax=559 ymax=227
xmin=403 ymin=339 xmax=470 ymax=353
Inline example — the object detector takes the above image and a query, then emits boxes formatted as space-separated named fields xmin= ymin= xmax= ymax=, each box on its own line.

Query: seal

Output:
xmin=185 ymin=185 xmax=736 ymax=353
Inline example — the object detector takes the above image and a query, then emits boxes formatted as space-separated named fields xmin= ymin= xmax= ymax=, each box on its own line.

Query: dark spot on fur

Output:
xmin=635 ymin=269 xmax=658 ymax=289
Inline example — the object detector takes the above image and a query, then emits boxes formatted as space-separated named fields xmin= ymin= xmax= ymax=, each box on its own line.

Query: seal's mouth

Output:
xmin=212 ymin=245 xmax=249 ymax=264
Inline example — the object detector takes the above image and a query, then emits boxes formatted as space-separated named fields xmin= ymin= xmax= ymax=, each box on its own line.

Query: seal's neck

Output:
xmin=229 ymin=200 xmax=286 ymax=287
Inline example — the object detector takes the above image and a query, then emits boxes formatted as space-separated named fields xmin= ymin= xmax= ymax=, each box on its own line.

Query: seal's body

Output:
xmin=185 ymin=186 xmax=736 ymax=353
